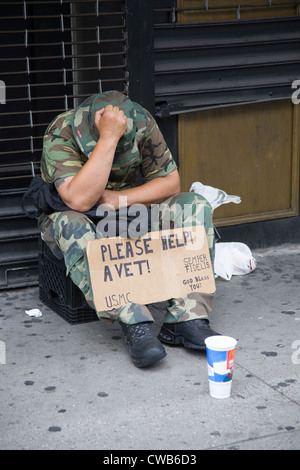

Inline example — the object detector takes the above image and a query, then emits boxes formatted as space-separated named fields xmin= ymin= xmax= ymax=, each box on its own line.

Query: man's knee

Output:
xmin=54 ymin=211 xmax=95 ymax=239
xmin=55 ymin=211 xmax=95 ymax=247
xmin=158 ymin=192 xmax=213 ymax=228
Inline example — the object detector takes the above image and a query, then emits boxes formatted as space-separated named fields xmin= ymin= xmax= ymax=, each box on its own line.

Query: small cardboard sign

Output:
xmin=86 ymin=226 xmax=215 ymax=312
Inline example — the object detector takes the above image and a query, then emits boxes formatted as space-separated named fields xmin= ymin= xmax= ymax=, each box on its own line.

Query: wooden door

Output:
xmin=177 ymin=1 xmax=300 ymax=226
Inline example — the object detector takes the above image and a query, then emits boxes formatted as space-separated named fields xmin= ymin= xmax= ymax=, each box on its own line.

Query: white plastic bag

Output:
xmin=214 ymin=242 xmax=257 ymax=281
xmin=190 ymin=181 xmax=241 ymax=210
xmin=25 ymin=308 xmax=42 ymax=318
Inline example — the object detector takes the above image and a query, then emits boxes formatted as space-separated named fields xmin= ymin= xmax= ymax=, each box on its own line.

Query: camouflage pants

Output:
xmin=38 ymin=192 xmax=215 ymax=324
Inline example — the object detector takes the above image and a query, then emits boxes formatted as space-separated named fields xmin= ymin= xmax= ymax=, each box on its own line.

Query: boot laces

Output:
xmin=126 ymin=322 xmax=154 ymax=341
xmin=191 ymin=319 xmax=210 ymax=329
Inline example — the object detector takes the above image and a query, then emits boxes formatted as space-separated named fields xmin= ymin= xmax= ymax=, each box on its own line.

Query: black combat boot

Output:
xmin=158 ymin=319 xmax=220 ymax=351
xmin=120 ymin=321 xmax=167 ymax=368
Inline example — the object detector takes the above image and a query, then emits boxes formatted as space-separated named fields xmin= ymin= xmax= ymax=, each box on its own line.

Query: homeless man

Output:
xmin=38 ymin=90 xmax=220 ymax=368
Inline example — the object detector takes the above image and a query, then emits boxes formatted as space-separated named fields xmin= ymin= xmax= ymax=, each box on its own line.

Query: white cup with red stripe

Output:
xmin=204 ymin=335 xmax=237 ymax=399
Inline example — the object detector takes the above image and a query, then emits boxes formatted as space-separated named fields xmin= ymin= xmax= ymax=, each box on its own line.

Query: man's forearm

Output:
xmin=122 ymin=170 xmax=181 ymax=206
xmin=58 ymin=137 xmax=118 ymax=212
xmin=56 ymin=105 xmax=127 ymax=212
xmin=97 ymin=169 xmax=181 ymax=209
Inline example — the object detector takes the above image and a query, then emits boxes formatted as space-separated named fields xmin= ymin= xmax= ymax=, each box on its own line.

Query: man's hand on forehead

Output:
xmin=94 ymin=104 xmax=127 ymax=143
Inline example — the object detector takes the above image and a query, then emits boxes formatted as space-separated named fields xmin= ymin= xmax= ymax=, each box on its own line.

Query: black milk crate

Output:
xmin=38 ymin=237 xmax=99 ymax=324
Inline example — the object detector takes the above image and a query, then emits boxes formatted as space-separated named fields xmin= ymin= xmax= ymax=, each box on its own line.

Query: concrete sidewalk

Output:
xmin=0 ymin=244 xmax=299 ymax=450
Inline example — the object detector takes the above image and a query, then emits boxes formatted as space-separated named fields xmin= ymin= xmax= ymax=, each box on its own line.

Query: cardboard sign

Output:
xmin=86 ymin=226 xmax=215 ymax=312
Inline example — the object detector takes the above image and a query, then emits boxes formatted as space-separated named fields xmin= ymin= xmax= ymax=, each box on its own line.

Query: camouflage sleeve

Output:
xmin=140 ymin=110 xmax=177 ymax=183
xmin=40 ymin=110 xmax=86 ymax=184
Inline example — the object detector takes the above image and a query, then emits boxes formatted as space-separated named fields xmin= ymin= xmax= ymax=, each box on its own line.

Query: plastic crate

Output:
xmin=38 ymin=237 xmax=99 ymax=324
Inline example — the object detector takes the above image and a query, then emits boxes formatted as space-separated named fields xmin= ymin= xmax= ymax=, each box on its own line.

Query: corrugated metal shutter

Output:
xmin=153 ymin=6 xmax=300 ymax=117
xmin=0 ymin=0 xmax=127 ymax=289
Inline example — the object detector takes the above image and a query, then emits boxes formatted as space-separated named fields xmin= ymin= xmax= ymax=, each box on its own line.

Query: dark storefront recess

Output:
xmin=0 ymin=0 xmax=126 ymax=289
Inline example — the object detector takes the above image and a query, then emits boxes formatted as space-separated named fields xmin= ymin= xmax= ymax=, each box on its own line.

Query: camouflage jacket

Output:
xmin=40 ymin=108 xmax=177 ymax=191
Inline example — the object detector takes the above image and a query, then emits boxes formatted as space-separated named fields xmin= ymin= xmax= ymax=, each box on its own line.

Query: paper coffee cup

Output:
xmin=204 ymin=335 xmax=237 ymax=399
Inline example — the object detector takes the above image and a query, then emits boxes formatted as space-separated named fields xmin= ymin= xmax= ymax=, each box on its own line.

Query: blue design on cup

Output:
xmin=206 ymin=348 xmax=233 ymax=383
